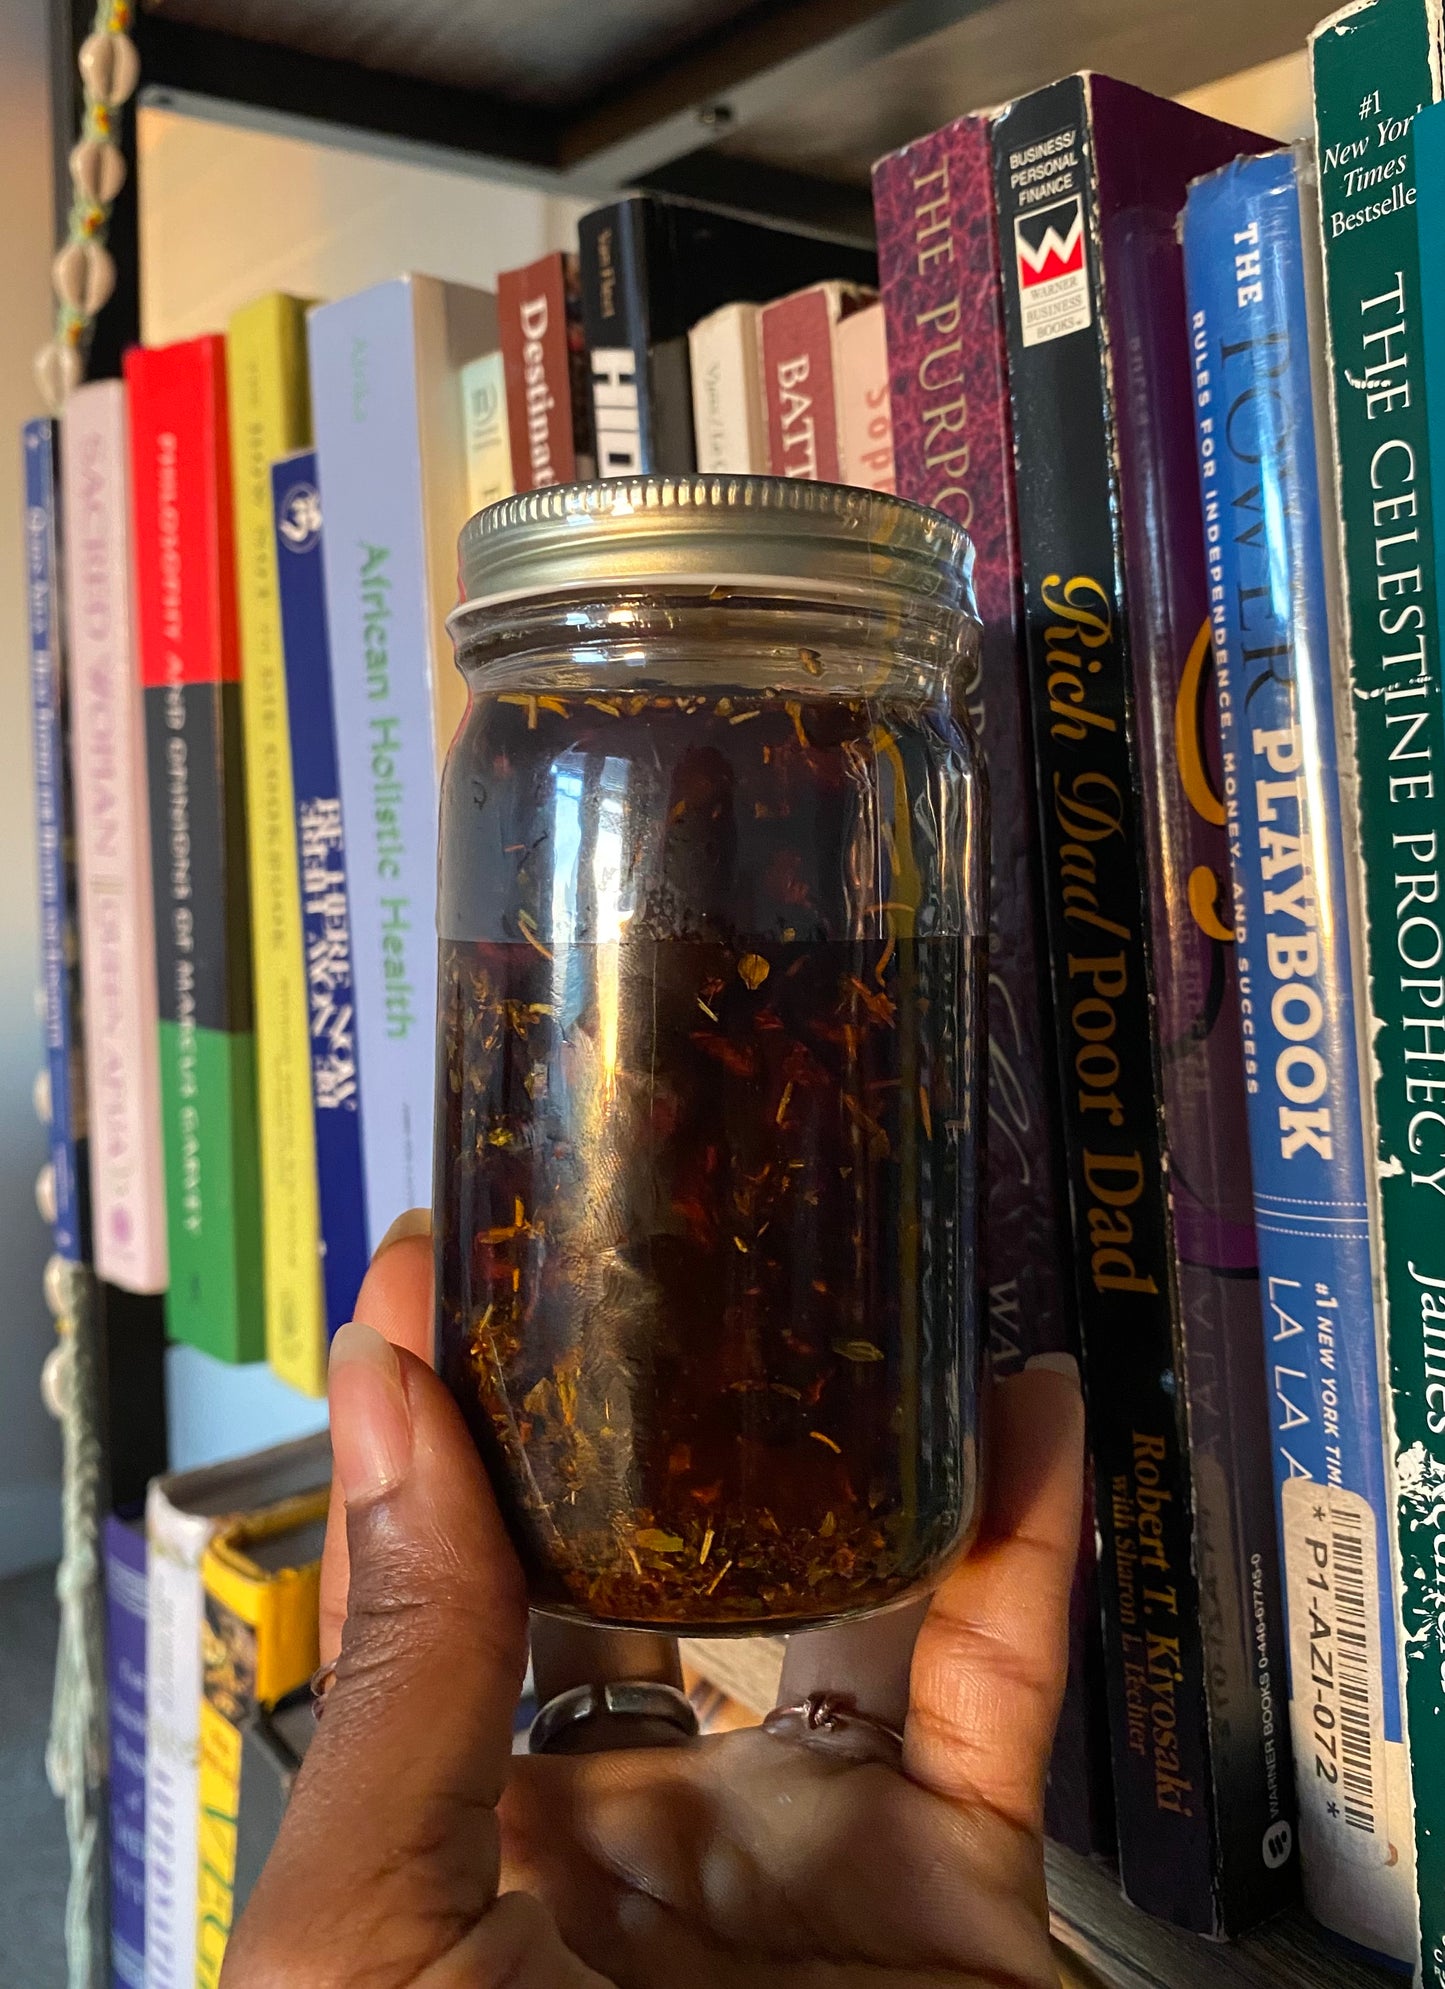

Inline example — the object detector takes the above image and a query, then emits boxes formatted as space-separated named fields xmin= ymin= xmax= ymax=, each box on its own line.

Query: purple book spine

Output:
xmin=874 ymin=114 xmax=1113 ymax=1861
xmin=105 ymin=1514 xmax=146 ymax=1988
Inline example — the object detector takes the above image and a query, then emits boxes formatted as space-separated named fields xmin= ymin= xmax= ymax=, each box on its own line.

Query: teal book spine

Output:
xmin=1313 ymin=0 xmax=1445 ymax=1969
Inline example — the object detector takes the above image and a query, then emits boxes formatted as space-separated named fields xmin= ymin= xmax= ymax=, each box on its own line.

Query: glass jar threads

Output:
xmin=435 ymin=476 xmax=986 ymax=1633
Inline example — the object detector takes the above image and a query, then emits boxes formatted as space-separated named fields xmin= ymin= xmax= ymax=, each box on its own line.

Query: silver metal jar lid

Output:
xmin=453 ymin=475 xmax=976 ymax=616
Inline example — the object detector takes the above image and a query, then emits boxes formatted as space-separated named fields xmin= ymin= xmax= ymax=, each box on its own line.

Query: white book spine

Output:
xmin=61 ymin=380 xmax=168 ymax=1293
xmin=460 ymin=349 xmax=514 ymax=514
xmin=309 ymin=275 xmax=495 ymax=1238
xmin=835 ymin=303 xmax=896 ymax=494
xmin=688 ymin=304 xmax=768 ymax=475
xmin=143 ymin=1483 xmax=216 ymax=1989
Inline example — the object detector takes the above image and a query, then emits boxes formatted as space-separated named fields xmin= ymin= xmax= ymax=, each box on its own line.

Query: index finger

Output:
xmin=319 ymin=1215 xmax=435 ymax=1666
xmin=906 ymin=1361 xmax=1086 ymax=1830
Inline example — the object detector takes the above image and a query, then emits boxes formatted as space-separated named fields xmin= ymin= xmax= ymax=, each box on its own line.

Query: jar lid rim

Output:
xmin=455 ymin=475 xmax=976 ymax=615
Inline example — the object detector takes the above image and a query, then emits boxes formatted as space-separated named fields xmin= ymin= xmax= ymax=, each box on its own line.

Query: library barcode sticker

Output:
xmin=1281 ymin=1480 xmax=1387 ymax=1867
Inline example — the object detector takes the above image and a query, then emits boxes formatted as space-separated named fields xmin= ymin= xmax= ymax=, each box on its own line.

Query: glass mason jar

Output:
xmin=435 ymin=476 xmax=986 ymax=1635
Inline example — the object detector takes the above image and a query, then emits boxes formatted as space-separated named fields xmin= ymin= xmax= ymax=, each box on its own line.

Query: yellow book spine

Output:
xmin=196 ymin=1694 xmax=243 ymax=1989
xmin=227 ymin=294 xmax=325 ymax=1396
xmin=195 ymin=1492 xmax=326 ymax=1985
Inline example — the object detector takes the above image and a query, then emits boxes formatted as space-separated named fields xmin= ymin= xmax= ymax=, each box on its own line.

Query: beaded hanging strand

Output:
xmin=35 ymin=0 xmax=139 ymax=412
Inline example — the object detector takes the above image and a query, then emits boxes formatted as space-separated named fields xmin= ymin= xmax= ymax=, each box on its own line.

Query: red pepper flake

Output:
xmin=919 ymin=1084 xmax=934 ymax=1139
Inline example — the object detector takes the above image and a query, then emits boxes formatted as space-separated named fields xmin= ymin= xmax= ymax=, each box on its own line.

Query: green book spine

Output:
xmin=1313 ymin=0 xmax=1445 ymax=1969
xmin=125 ymin=335 xmax=265 ymax=1363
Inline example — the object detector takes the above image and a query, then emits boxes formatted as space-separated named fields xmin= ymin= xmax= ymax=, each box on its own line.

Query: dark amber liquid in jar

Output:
xmin=437 ymin=651 xmax=983 ymax=1632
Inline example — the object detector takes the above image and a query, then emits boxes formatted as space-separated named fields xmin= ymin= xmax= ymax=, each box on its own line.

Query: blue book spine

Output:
xmin=1184 ymin=148 xmax=1414 ymax=1961
xmin=23 ymin=419 xmax=89 ymax=1263
xmin=271 ymin=451 xmax=371 ymax=1335
xmin=308 ymin=282 xmax=439 ymax=1240
xmin=104 ymin=1513 xmax=147 ymax=1989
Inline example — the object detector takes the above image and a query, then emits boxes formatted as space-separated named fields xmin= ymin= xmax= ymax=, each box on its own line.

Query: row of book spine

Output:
xmin=47 ymin=209 xmax=882 ymax=1407
xmin=861 ymin=0 xmax=1445 ymax=1972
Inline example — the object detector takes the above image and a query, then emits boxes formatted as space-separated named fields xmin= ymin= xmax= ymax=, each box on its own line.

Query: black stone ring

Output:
xmin=529 ymin=1679 xmax=699 ymax=1755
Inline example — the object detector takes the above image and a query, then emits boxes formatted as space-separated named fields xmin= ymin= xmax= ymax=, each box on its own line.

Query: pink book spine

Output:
xmin=760 ymin=287 xmax=842 ymax=481
xmin=62 ymin=379 xmax=168 ymax=1294
xmin=834 ymin=301 xmax=896 ymax=492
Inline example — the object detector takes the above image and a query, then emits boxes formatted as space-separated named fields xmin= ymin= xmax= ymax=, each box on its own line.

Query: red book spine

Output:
xmin=127 ymin=337 xmax=240 ymax=690
xmin=759 ymin=287 xmax=842 ymax=481
xmin=498 ymin=252 xmax=592 ymax=490
xmin=875 ymin=117 xmax=1113 ymax=1861
xmin=126 ymin=333 xmax=264 ymax=1358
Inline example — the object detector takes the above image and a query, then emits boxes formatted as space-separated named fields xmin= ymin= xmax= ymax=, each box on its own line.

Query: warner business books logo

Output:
xmin=1014 ymin=197 xmax=1091 ymax=346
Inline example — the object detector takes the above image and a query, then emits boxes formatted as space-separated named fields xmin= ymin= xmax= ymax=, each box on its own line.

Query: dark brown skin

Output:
xmin=222 ymin=1227 xmax=1084 ymax=1989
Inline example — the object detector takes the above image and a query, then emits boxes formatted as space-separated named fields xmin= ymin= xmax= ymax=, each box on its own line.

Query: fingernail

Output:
xmin=1024 ymin=1351 xmax=1081 ymax=1388
xmin=329 ymin=1321 xmax=412 ymax=1504
xmin=375 ymin=1207 xmax=432 ymax=1256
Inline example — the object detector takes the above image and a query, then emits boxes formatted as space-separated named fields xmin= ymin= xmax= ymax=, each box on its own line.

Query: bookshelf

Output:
xmin=40 ymin=4 xmax=1402 ymax=1984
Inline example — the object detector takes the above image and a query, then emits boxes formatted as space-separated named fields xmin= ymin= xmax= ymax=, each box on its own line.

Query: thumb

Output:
xmin=225 ymin=1322 xmax=531 ymax=1986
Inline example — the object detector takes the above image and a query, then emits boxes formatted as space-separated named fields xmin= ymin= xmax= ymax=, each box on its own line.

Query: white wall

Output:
xmin=139 ymin=107 xmax=587 ymax=343
xmin=0 ymin=0 xmax=65 ymax=1577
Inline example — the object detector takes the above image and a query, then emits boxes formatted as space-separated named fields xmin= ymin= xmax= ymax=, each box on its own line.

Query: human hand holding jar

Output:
xmin=224 ymin=481 xmax=1085 ymax=1987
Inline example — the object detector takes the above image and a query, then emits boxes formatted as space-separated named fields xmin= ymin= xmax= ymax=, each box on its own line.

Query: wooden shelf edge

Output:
xmin=1045 ymin=1844 xmax=1399 ymax=1989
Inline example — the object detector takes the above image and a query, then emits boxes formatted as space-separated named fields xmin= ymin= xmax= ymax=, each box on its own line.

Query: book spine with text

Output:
xmin=460 ymin=350 xmax=514 ymax=513
xmin=272 ymin=451 xmax=370 ymax=1338
xmin=308 ymin=280 xmax=442 ymax=1239
xmin=688 ymin=303 xmax=768 ymax=475
xmin=61 ymin=381 xmax=167 ymax=1295
xmin=760 ymin=286 xmax=845 ymax=481
xmin=579 ymin=201 xmax=651 ymax=475
xmin=1416 ymin=85 xmax=1445 ymax=1984
xmin=23 ymin=418 xmax=89 ymax=1263
xmin=143 ymin=1488 xmax=216 ymax=1989
xmin=104 ymin=1514 xmax=147 ymax=1989
xmin=994 ymin=76 xmax=1294 ymax=1934
xmin=834 ymin=302 xmax=896 ymax=493
xmin=126 ymin=336 xmax=265 ymax=1363
xmin=874 ymin=113 xmax=1111 ymax=1857
xmin=497 ymin=251 xmax=594 ymax=487
xmin=1185 ymin=144 xmax=1417 ymax=1965
xmin=1315 ymin=2 xmax=1445 ymax=1972
xmin=227 ymin=293 xmax=325 ymax=1397
xmin=195 ymin=1496 xmax=325 ymax=1986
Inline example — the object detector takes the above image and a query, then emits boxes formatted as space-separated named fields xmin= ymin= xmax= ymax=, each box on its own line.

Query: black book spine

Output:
xmin=578 ymin=200 xmax=698 ymax=476
xmin=579 ymin=200 xmax=652 ymax=474
xmin=995 ymin=81 xmax=1305 ymax=1941
xmin=993 ymin=77 xmax=1277 ymax=1934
